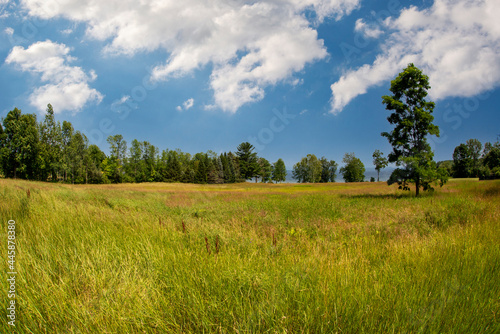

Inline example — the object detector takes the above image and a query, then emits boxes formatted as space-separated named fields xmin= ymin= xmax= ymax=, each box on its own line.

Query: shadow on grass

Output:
xmin=339 ymin=192 xmax=431 ymax=200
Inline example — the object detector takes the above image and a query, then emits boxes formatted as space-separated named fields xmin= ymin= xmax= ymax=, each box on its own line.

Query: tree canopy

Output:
xmin=340 ymin=153 xmax=365 ymax=183
xmin=292 ymin=154 xmax=322 ymax=183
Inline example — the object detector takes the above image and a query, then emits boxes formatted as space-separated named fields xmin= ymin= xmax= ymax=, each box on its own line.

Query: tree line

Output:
xmin=0 ymin=105 xmax=291 ymax=184
xmin=438 ymin=138 xmax=500 ymax=180
xmin=0 ymin=104 xmax=378 ymax=185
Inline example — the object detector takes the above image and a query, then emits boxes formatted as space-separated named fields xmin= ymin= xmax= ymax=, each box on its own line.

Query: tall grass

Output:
xmin=1 ymin=179 xmax=499 ymax=333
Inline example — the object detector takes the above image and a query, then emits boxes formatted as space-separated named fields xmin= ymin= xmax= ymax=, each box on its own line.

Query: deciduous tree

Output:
xmin=319 ymin=157 xmax=337 ymax=183
xmin=340 ymin=153 xmax=365 ymax=183
xmin=382 ymin=63 xmax=443 ymax=196
xmin=372 ymin=149 xmax=388 ymax=182
xmin=292 ymin=154 xmax=322 ymax=183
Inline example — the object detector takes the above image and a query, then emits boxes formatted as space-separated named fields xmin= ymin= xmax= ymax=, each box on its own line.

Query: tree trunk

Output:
xmin=377 ymin=170 xmax=380 ymax=182
xmin=415 ymin=178 xmax=420 ymax=197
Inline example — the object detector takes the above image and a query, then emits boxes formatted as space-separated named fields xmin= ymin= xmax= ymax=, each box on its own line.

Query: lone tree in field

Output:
xmin=372 ymin=149 xmax=388 ymax=182
xmin=382 ymin=63 xmax=445 ymax=196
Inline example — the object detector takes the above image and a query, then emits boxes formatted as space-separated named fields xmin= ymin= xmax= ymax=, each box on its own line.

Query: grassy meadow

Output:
xmin=1 ymin=178 xmax=499 ymax=333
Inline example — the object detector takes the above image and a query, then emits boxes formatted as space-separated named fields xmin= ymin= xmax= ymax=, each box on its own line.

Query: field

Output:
xmin=1 ymin=178 xmax=499 ymax=333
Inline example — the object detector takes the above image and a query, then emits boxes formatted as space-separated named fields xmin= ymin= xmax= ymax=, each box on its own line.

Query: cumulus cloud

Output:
xmin=5 ymin=40 xmax=103 ymax=113
xmin=330 ymin=0 xmax=500 ymax=114
xmin=20 ymin=0 xmax=360 ymax=112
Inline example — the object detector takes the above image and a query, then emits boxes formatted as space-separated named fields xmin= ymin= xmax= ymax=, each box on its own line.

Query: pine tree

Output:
xmin=236 ymin=142 xmax=259 ymax=181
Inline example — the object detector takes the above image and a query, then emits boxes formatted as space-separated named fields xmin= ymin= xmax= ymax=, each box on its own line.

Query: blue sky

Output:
xmin=1 ymin=0 xmax=499 ymax=171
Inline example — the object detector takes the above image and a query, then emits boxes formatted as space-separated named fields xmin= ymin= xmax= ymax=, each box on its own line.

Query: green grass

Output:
xmin=1 ymin=179 xmax=499 ymax=333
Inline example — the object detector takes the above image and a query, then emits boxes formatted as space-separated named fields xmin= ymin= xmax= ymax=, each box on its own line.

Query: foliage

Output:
xmin=271 ymin=158 xmax=287 ymax=183
xmin=0 ymin=108 xmax=40 ymax=179
xmin=236 ymin=142 xmax=260 ymax=181
xmin=453 ymin=143 xmax=473 ymax=178
xmin=382 ymin=63 xmax=442 ymax=196
xmin=451 ymin=139 xmax=500 ymax=180
xmin=319 ymin=157 xmax=338 ymax=183
xmin=340 ymin=152 xmax=365 ymax=182
xmin=372 ymin=149 xmax=388 ymax=182
xmin=39 ymin=104 xmax=62 ymax=181
xmin=480 ymin=141 xmax=500 ymax=180
xmin=292 ymin=154 xmax=322 ymax=183
xmin=257 ymin=157 xmax=272 ymax=183
xmin=466 ymin=139 xmax=482 ymax=177
xmin=437 ymin=160 xmax=453 ymax=177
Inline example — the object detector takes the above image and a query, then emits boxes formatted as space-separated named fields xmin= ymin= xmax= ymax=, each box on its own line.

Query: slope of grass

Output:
xmin=1 ymin=179 xmax=499 ymax=333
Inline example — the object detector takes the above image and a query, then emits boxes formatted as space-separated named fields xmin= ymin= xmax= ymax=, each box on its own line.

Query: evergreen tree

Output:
xmin=87 ymin=144 xmax=107 ymax=184
xmin=272 ymin=158 xmax=287 ymax=183
xmin=193 ymin=153 xmax=208 ymax=184
xmin=67 ymin=131 xmax=88 ymax=184
xmin=236 ymin=142 xmax=259 ymax=181
xmin=227 ymin=152 xmax=241 ymax=182
xmin=61 ymin=121 xmax=74 ymax=182
xmin=221 ymin=153 xmax=233 ymax=183
xmin=166 ymin=150 xmax=182 ymax=182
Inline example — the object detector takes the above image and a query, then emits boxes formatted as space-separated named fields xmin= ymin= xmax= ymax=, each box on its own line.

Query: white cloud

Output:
xmin=354 ymin=19 xmax=383 ymax=38
xmin=0 ymin=0 xmax=10 ymax=18
xmin=60 ymin=28 xmax=73 ymax=35
xmin=177 ymin=98 xmax=194 ymax=112
xmin=183 ymin=98 xmax=194 ymax=110
xmin=20 ymin=0 xmax=360 ymax=112
xmin=5 ymin=40 xmax=103 ymax=113
xmin=330 ymin=0 xmax=500 ymax=114
xmin=111 ymin=95 xmax=131 ymax=112
xmin=4 ymin=27 xmax=13 ymax=35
